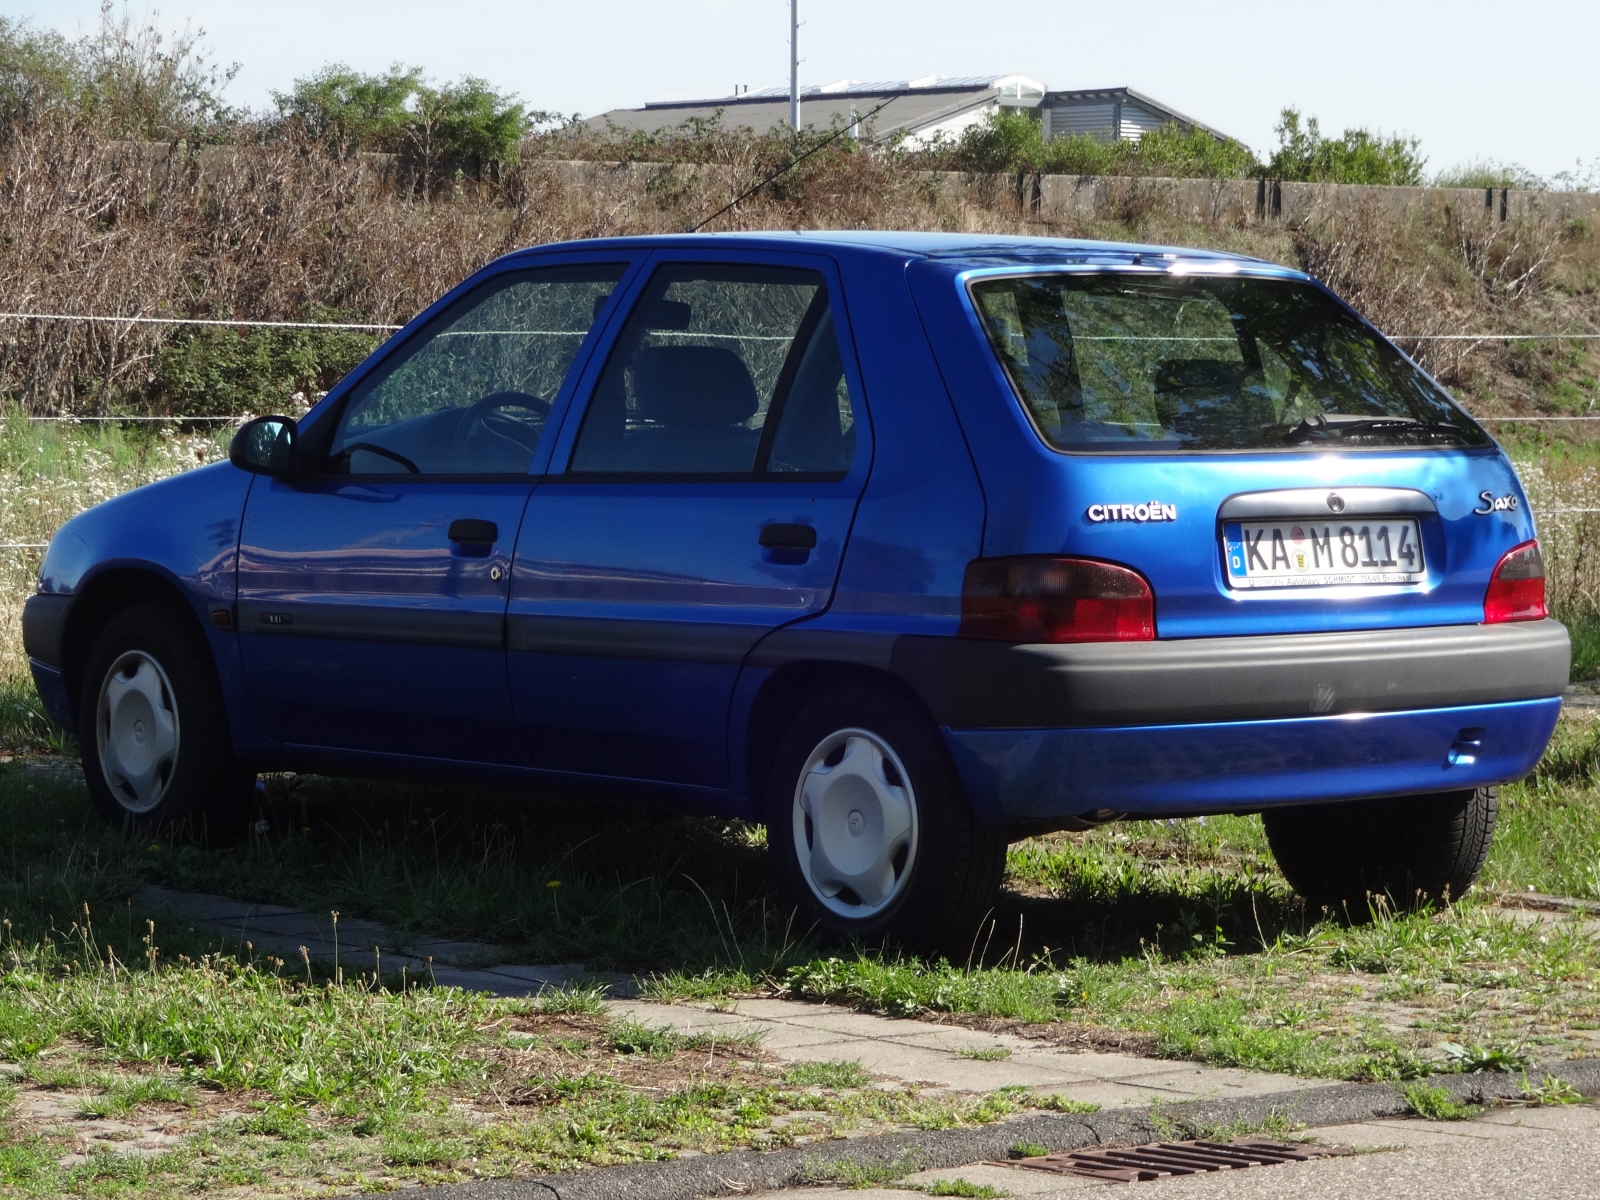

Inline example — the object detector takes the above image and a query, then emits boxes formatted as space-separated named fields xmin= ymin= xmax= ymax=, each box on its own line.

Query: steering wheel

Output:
xmin=454 ymin=390 xmax=550 ymax=469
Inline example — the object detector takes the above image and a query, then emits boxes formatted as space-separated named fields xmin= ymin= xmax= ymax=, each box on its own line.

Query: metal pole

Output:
xmin=790 ymin=0 xmax=800 ymax=130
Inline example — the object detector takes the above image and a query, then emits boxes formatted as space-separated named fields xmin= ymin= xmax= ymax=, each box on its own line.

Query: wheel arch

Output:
xmin=743 ymin=659 xmax=945 ymax=821
xmin=62 ymin=567 xmax=211 ymax=711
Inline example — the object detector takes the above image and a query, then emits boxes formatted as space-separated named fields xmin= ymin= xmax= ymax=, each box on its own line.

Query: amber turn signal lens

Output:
xmin=1483 ymin=539 xmax=1546 ymax=624
xmin=960 ymin=556 xmax=1155 ymax=643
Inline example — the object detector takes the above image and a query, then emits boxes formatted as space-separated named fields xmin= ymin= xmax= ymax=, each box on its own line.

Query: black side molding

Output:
xmin=237 ymin=601 xmax=504 ymax=650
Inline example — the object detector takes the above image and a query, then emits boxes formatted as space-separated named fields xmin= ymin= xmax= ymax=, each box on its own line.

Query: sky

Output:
xmin=4 ymin=0 xmax=1598 ymax=181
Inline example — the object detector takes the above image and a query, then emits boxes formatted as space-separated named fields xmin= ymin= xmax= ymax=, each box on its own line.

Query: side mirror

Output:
xmin=229 ymin=415 xmax=299 ymax=476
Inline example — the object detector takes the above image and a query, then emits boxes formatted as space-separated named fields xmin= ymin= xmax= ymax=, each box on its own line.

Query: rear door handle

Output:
xmin=448 ymin=519 xmax=499 ymax=544
xmin=759 ymin=523 xmax=817 ymax=549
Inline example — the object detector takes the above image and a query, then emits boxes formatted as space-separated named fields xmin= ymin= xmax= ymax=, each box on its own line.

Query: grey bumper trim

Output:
xmin=891 ymin=619 xmax=1571 ymax=728
xmin=22 ymin=593 xmax=72 ymax=669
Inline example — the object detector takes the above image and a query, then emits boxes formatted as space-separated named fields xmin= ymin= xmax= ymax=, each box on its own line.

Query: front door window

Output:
xmin=331 ymin=264 xmax=627 ymax=475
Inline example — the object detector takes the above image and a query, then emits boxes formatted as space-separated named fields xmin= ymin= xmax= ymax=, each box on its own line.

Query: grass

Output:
xmin=0 ymin=933 xmax=1059 ymax=1195
xmin=2 ymin=744 xmax=1598 ymax=1098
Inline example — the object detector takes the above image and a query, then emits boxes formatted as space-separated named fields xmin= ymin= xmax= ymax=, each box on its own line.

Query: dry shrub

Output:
xmin=0 ymin=124 xmax=1040 ymax=415
xmin=0 ymin=118 xmax=1593 ymax=421
xmin=1290 ymin=199 xmax=1477 ymax=383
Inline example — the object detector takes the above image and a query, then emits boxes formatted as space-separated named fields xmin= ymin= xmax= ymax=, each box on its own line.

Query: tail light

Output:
xmin=960 ymin=556 xmax=1155 ymax=643
xmin=1483 ymin=540 xmax=1546 ymax=623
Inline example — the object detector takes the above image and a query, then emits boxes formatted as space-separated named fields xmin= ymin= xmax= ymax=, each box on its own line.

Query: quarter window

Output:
xmin=569 ymin=263 xmax=856 ymax=476
xmin=330 ymin=264 xmax=626 ymax=474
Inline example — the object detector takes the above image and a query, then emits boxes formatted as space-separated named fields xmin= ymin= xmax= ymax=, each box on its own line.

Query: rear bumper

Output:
xmin=945 ymin=697 xmax=1562 ymax=821
xmin=895 ymin=619 xmax=1570 ymax=727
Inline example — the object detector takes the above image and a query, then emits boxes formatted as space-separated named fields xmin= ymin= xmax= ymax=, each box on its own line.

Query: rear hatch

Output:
xmin=909 ymin=255 xmax=1537 ymax=639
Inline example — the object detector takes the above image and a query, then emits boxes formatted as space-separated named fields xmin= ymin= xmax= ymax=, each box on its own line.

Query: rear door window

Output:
xmin=568 ymin=263 xmax=856 ymax=476
xmin=970 ymin=273 xmax=1489 ymax=452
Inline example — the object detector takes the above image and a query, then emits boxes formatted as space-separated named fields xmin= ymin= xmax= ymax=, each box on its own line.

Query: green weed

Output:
xmin=1033 ymin=1095 xmax=1101 ymax=1113
xmin=236 ymin=1101 xmax=317 ymax=1141
xmin=1436 ymin=1041 xmax=1532 ymax=1074
xmin=531 ymin=985 xmax=607 ymax=1016
xmin=1403 ymin=1083 xmax=1478 ymax=1121
xmin=382 ymin=1127 xmax=469 ymax=1168
xmin=1517 ymin=1074 xmax=1586 ymax=1106
xmin=957 ymin=1046 xmax=1011 ymax=1061
xmin=801 ymin=1151 xmax=926 ymax=1187
xmin=786 ymin=1060 xmax=871 ymax=1089
xmin=915 ymin=1180 xmax=1010 ymax=1198
xmin=78 ymin=1074 xmax=195 ymax=1118
xmin=1009 ymin=1142 xmax=1049 ymax=1159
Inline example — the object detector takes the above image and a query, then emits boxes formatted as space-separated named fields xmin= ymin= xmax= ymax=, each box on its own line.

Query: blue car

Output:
xmin=23 ymin=232 xmax=1569 ymax=949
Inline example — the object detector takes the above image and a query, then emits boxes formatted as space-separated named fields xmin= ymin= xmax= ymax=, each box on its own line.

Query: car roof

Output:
xmin=503 ymin=230 xmax=1304 ymax=278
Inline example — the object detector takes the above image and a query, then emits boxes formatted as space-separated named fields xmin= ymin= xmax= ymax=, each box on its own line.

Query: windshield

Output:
xmin=970 ymin=272 xmax=1490 ymax=453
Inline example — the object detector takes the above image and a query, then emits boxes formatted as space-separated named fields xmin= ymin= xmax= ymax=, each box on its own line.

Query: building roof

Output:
xmin=585 ymin=74 xmax=1045 ymax=141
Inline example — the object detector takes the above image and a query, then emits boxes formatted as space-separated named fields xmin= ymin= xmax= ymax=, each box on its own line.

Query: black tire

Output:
xmin=765 ymin=682 xmax=1007 ymax=955
xmin=1262 ymin=787 xmax=1496 ymax=916
xmin=78 ymin=601 xmax=253 ymax=838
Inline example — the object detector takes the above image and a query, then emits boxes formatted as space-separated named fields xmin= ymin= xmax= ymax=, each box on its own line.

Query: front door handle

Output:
xmin=448 ymin=519 xmax=499 ymax=545
xmin=759 ymin=523 xmax=817 ymax=550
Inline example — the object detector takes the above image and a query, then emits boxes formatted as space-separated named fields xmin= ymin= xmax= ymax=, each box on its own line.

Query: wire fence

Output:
xmin=0 ymin=311 xmax=1592 ymax=426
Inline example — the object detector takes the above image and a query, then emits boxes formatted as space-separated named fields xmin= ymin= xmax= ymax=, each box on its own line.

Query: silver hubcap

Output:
xmin=792 ymin=728 xmax=919 ymax=918
xmin=96 ymin=651 xmax=180 ymax=813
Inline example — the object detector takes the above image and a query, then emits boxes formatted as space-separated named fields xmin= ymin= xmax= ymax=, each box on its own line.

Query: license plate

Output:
xmin=1223 ymin=519 xmax=1425 ymax=588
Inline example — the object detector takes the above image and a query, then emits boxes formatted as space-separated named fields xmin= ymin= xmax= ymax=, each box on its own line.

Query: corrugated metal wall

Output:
xmin=1117 ymin=100 xmax=1170 ymax=142
xmin=1045 ymin=95 xmax=1182 ymax=143
xmin=1046 ymin=101 xmax=1118 ymax=141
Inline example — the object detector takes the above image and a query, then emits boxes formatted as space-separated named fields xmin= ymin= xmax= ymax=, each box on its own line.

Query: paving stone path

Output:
xmin=137 ymin=884 xmax=1340 ymax=1107
xmin=136 ymin=885 xmax=635 ymax=996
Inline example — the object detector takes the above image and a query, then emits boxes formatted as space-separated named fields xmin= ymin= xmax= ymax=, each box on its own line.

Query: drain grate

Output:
xmin=1016 ymin=1138 xmax=1343 ymax=1183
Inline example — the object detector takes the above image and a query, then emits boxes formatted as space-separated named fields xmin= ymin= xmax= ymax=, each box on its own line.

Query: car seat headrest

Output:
xmin=1153 ymin=358 xmax=1246 ymax=395
xmin=632 ymin=346 xmax=760 ymax=428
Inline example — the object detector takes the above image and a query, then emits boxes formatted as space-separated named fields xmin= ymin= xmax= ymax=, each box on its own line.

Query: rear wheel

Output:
xmin=1262 ymin=787 xmax=1496 ymax=915
xmin=766 ymin=683 xmax=1007 ymax=955
xmin=78 ymin=602 xmax=253 ymax=838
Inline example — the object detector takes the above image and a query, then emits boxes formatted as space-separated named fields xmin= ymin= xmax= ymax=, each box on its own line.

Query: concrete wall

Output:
xmin=105 ymin=143 xmax=1600 ymax=229
xmin=1025 ymin=173 xmax=1600 ymax=227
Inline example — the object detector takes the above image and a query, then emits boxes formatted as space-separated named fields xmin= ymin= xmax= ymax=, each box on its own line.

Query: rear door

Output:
xmin=237 ymin=260 xmax=633 ymax=762
xmin=508 ymin=251 xmax=872 ymax=786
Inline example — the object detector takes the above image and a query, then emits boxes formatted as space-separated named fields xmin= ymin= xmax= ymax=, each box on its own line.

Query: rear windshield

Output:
xmin=970 ymin=272 xmax=1490 ymax=453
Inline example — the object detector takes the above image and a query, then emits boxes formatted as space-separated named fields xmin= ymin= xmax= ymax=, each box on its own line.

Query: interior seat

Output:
xmin=618 ymin=345 xmax=762 ymax=472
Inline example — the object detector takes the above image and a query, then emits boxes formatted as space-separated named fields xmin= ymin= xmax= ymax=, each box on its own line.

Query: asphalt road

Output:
xmin=787 ymin=1103 xmax=1600 ymax=1200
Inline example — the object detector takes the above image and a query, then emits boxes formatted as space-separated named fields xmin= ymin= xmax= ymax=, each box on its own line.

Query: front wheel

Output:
xmin=79 ymin=601 xmax=253 ymax=838
xmin=1262 ymin=787 xmax=1497 ymax=915
xmin=766 ymin=683 xmax=1007 ymax=955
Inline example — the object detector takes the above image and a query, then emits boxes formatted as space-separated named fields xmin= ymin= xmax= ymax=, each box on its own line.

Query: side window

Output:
xmin=330 ymin=263 xmax=626 ymax=475
xmin=766 ymin=308 xmax=856 ymax=473
xmin=569 ymin=263 xmax=856 ymax=476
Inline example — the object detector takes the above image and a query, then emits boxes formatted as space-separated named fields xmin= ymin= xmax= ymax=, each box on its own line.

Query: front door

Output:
xmin=509 ymin=255 xmax=871 ymax=786
xmin=238 ymin=261 xmax=630 ymax=763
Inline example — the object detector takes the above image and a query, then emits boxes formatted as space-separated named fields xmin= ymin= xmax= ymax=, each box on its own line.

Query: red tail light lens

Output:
xmin=960 ymin=556 xmax=1155 ymax=643
xmin=1483 ymin=540 xmax=1546 ymax=623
